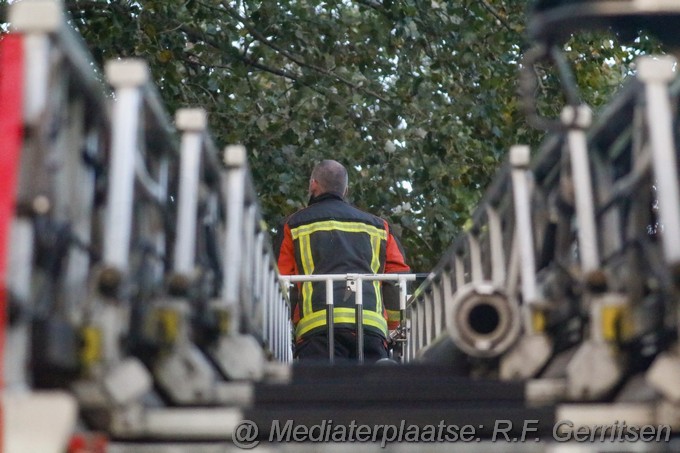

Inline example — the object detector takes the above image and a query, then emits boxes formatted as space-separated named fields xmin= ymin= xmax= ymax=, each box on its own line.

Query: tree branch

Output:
xmin=220 ymin=0 xmax=390 ymax=103
xmin=353 ymin=0 xmax=388 ymax=16
xmin=176 ymin=23 xmax=301 ymax=81
xmin=477 ymin=0 xmax=517 ymax=36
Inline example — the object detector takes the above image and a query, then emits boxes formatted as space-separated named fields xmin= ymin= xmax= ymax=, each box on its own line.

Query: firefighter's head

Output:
xmin=309 ymin=159 xmax=348 ymax=199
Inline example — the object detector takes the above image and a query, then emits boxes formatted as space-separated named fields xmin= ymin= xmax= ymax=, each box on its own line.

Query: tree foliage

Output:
xmin=1 ymin=0 xmax=661 ymax=271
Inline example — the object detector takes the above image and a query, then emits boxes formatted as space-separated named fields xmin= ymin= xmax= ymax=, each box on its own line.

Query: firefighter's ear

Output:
xmin=309 ymin=178 xmax=319 ymax=196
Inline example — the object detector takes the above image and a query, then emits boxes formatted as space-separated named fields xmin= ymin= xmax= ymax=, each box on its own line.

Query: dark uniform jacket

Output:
xmin=275 ymin=192 xmax=410 ymax=341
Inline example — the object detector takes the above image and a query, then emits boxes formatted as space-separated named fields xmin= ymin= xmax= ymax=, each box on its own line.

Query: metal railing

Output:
xmin=280 ymin=273 xmax=417 ymax=363
xmin=1 ymin=0 xmax=293 ymax=445
xmin=404 ymin=53 xmax=680 ymax=413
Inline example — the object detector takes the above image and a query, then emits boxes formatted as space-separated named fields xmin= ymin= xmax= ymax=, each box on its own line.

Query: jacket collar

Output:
xmin=308 ymin=192 xmax=345 ymax=205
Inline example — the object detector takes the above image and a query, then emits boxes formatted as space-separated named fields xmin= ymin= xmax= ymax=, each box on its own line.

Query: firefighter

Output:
xmin=275 ymin=159 xmax=410 ymax=361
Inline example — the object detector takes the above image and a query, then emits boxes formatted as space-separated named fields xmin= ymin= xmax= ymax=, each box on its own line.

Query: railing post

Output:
xmin=103 ymin=59 xmax=148 ymax=276
xmin=468 ymin=234 xmax=483 ymax=284
xmin=261 ymin=264 xmax=269 ymax=345
xmin=484 ymin=146 xmax=550 ymax=379
xmin=454 ymin=253 xmax=465 ymax=288
xmin=279 ymin=277 xmax=290 ymax=359
xmin=355 ymin=277 xmax=364 ymax=363
xmin=326 ymin=278 xmax=335 ymax=363
xmin=486 ymin=205 xmax=506 ymax=286
xmin=273 ymin=267 xmax=281 ymax=358
xmin=399 ymin=276 xmax=408 ymax=334
xmin=638 ymin=56 xmax=680 ymax=267
xmin=510 ymin=145 xmax=539 ymax=326
xmin=173 ymin=108 xmax=207 ymax=277
xmin=241 ymin=205 xmax=257 ymax=320
xmin=562 ymin=105 xmax=600 ymax=277
xmin=9 ymin=0 xmax=62 ymax=125
xmin=221 ymin=145 xmax=247 ymax=334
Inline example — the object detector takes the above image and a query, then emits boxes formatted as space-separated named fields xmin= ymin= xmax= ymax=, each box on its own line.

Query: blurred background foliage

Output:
xmin=0 ymin=0 xmax=664 ymax=270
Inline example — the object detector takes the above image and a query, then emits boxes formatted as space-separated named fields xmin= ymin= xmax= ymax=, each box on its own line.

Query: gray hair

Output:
xmin=311 ymin=160 xmax=348 ymax=195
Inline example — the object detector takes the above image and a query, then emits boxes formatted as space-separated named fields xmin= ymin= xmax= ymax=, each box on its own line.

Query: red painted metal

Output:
xmin=0 ymin=32 xmax=24 ymax=449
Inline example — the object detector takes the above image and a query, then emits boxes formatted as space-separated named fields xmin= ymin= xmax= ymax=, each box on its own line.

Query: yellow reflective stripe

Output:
xmin=299 ymin=235 xmax=314 ymax=316
xmin=370 ymin=233 xmax=381 ymax=273
xmin=370 ymin=233 xmax=382 ymax=314
xmin=291 ymin=220 xmax=387 ymax=240
xmin=373 ymin=280 xmax=382 ymax=315
xmin=296 ymin=307 xmax=388 ymax=339
xmin=386 ymin=309 xmax=400 ymax=323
